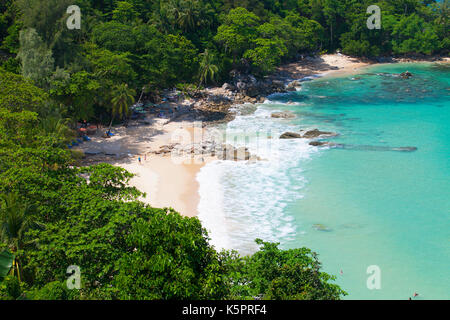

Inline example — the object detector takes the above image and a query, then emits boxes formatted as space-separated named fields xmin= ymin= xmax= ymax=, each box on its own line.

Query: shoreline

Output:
xmin=76 ymin=54 xmax=448 ymax=218
xmin=113 ymin=155 xmax=203 ymax=218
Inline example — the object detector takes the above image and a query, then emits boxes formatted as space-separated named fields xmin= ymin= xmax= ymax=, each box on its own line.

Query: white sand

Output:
xmin=78 ymin=119 xmax=211 ymax=217
xmin=276 ymin=53 xmax=372 ymax=80
xmin=115 ymin=156 xmax=203 ymax=217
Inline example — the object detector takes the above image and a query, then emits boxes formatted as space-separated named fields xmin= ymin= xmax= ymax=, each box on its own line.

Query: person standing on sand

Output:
xmin=138 ymin=157 xmax=142 ymax=165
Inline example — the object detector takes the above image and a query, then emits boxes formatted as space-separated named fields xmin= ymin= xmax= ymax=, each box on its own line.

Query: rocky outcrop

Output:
xmin=280 ymin=132 xmax=303 ymax=139
xmin=217 ymin=144 xmax=252 ymax=161
xmin=154 ymin=144 xmax=178 ymax=155
xmin=280 ymin=129 xmax=338 ymax=140
xmin=230 ymin=72 xmax=287 ymax=97
xmin=286 ymin=80 xmax=302 ymax=91
xmin=156 ymin=142 xmax=260 ymax=162
xmin=222 ymin=83 xmax=236 ymax=91
xmin=310 ymin=141 xmax=331 ymax=147
xmin=400 ymin=71 xmax=413 ymax=79
xmin=271 ymin=111 xmax=296 ymax=119
xmin=302 ymin=129 xmax=338 ymax=139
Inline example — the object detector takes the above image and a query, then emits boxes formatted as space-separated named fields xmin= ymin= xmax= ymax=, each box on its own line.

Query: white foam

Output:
xmin=197 ymin=102 xmax=320 ymax=254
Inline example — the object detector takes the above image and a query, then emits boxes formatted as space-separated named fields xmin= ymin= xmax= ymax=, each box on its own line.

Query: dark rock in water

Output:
xmin=280 ymin=132 xmax=303 ymax=139
xmin=391 ymin=146 xmax=418 ymax=152
xmin=303 ymin=129 xmax=338 ymax=139
xmin=400 ymin=71 xmax=413 ymax=79
xmin=309 ymin=141 xmax=340 ymax=147
xmin=309 ymin=141 xmax=325 ymax=146
xmin=340 ymin=145 xmax=418 ymax=152
xmin=271 ymin=111 xmax=296 ymax=119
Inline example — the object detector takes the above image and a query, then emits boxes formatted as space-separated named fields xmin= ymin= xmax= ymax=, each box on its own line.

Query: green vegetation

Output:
xmin=0 ymin=68 xmax=346 ymax=300
xmin=0 ymin=0 xmax=447 ymax=300
xmin=1 ymin=1 xmax=448 ymax=100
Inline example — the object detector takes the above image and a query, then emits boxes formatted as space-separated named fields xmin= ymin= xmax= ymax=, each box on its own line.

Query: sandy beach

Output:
xmin=115 ymin=156 xmax=203 ymax=217
xmin=75 ymin=54 xmax=379 ymax=217
xmin=275 ymin=54 xmax=373 ymax=79
xmin=77 ymin=118 xmax=211 ymax=217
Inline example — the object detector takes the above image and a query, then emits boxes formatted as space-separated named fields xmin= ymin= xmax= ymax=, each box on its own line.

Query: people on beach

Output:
xmin=138 ymin=157 xmax=142 ymax=164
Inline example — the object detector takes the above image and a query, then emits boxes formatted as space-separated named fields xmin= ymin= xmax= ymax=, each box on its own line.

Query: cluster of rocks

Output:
xmin=216 ymin=144 xmax=253 ymax=161
xmin=226 ymin=73 xmax=288 ymax=98
xmin=309 ymin=141 xmax=339 ymax=147
xmin=154 ymin=142 xmax=260 ymax=162
xmin=154 ymin=144 xmax=178 ymax=155
xmin=285 ymin=80 xmax=302 ymax=92
xmin=400 ymin=71 xmax=413 ymax=79
xmin=280 ymin=129 xmax=339 ymax=140
xmin=191 ymin=71 xmax=306 ymax=125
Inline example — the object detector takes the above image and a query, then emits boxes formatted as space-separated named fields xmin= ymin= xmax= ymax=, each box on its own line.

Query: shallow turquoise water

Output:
xmin=279 ymin=63 xmax=450 ymax=299
xmin=198 ymin=62 xmax=449 ymax=300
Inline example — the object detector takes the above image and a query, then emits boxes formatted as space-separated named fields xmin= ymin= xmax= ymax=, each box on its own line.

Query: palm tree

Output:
xmin=109 ymin=84 xmax=136 ymax=130
xmin=0 ymin=193 xmax=41 ymax=283
xmin=166 ymin=0 xmax=182 ymax=30
xmin=178 ymin=0 xmax=197 ymax=32
xmin=198 ymin=49 xmax=219 ymax=88
xmin=39 ymin=116 xmax=74 ymax=142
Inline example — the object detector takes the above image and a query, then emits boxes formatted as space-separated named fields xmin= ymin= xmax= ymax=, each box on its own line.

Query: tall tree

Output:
xmin=0 ymin=193 xmax=41 ymax=283
xmin=17 ymin=28 xmax=54 ymax=88
xmin=109 ymin=83 xmax=136 ymax=129
xmin=198 ymin=49 xmax=219 ymax=87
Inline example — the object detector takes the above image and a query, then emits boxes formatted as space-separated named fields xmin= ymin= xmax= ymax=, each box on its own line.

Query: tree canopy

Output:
xmin=0 ymin=69 xmax=346 ymax=300
xmin=0 ymin=0 xmax=447 ymax=301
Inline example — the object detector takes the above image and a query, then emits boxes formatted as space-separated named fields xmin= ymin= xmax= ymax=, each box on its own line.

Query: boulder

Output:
xmin=303 ymin=129 xmax=338 ymax=139
xmin=309 ymin=141 xmax=329 ymax=147
xmin=271 ymin=111 xmax=296 ymax=119
xmin=280 ymin=132 xmax=302 ymax=139
xmin=217 ymin=144 xmax=252 ymax=161
xmin=222 ymin=83 xmax=236 ymax=91
xmin=400 ymin=71 xmax=413 ymax=79
xmin=286 ymin=80 xmax=301 ymax=91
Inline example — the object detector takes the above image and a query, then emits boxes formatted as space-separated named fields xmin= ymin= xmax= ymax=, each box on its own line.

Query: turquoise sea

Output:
xmin=197 ymin=62 xmax=450 ymax=300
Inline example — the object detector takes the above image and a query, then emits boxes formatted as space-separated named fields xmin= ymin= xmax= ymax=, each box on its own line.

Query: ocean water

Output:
xmin=197 ymin=63 xmax=450 ymax=300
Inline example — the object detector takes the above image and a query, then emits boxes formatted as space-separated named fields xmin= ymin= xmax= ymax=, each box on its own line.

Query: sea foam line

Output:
xmin=197 ymin=102 xmax=319 ymax=254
